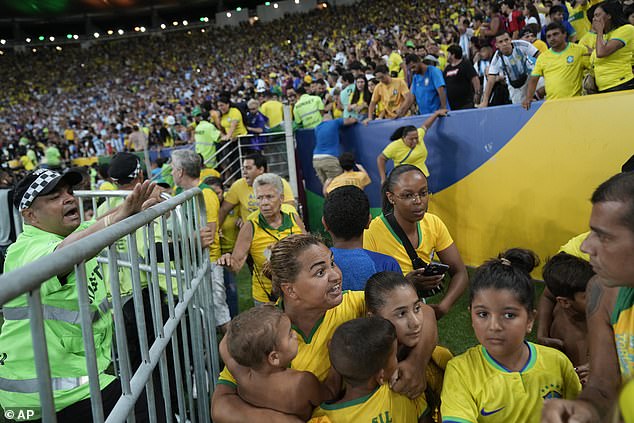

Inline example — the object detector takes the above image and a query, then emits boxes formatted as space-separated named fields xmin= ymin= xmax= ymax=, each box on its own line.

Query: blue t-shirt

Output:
xmin=313 ymin=118 xmax=344 ymax=157
xmin=332 ymin=247 xmax=402 ymax=291
xmin=410 ymin=66 xmax=449 ymax=115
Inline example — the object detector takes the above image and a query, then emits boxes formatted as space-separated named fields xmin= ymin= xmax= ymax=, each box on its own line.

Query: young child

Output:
xmin=441 ymin=249 xmax=581 ymax=423
xmin=310 ymin=316 xmax=432 ymax=423
xmin=220 ymin=305 xmax=325 ymax=420
xmin=541 ymin=252 xmax=594 ymax=380
xmin=323 ymin=186 xmax=401 ymax=291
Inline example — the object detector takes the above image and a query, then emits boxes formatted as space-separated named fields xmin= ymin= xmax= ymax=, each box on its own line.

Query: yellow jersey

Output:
xmin=310 ymin=384 xmax=428 ymax=423
xmin=612 ymin=287 xmax=634 ymax=381
xmin=224 ymin=177 xmax=295 ymax=220
xmin=532 ymin=39 xmax=549 ymax=54
xmin=326 ymin=171 xmax=371 ymax=194
xmin=370 ymin=78 xmax=410 ymax=119
xmin=441 ymin=342 xmax=581 ymax=423
xmin=381 ymin=128 xmax=430 ymax=177
xmin=568 ymin=2 xmax=591 ymax=40
xmin=99 ymin=181 xmax=117 ymax=191
xmin=558 ymin=231 xmax=590 ymax=261
xmin=591 ymin=24 xmax=634 ymax=91
xmin=531 ymin=42 xmax=589 ymax=99
xmin=260 ymin=100 xmax=284 ymax=128
xmin=218 ymin=290 xmax=366 ymax=386
xmin=620 ymin=378 xmax=634 ymax=423
xmin=221 ymin=107 xmax=247 ymax=137
xmin=247 ymin=209 xmax=302 ymax=303
xmin=364 ymin=213 xmax=454 ymax=275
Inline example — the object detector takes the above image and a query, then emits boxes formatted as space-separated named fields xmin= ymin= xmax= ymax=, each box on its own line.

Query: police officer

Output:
xmin=0 ymin=168 xmax=157 ymax=421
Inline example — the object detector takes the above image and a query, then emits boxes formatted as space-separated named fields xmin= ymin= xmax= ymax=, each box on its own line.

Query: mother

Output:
xmin=211 ymin=234 xmax=436 ymax=422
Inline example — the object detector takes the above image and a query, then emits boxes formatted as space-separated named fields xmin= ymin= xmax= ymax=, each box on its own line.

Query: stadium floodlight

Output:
xmin=274 ymin=3 xmax=279 ymax=8
xmin=56 ymin=46 xmax=62 ymax=51
xmin=173 ymin=21 xmax=178 ymax=26
xmin=107 ymin=30 xmax=114 ymax=35
xmin=295 ymin=0 xmax=300 ymax=3
xmin=73 ymin=35 xmax=79 ymax=40
xmin=94 ymin=32 xmax=100 ymax=38
xmin=26 ymin=38 xmax=31 ymax=43
xmin=134 ymin=26 xmax=140 ymax=32
xmin=66 ymin=34 xmax=72 ymax=39
xmin=140 ymin=27 xmax=146 ymax=32
xmin=160 ymin=23 xmax=167 ymax=29
xmin=0 ymin=50 xmax=3 ymax=55
xmin=32 ymin=48 xmax=37 ymax=52
xmin=226 ymin=12 xmax=232 ymax=17
xmin=254 ymin=16 xmax=259 ymax=20
xmin=49 ymin=36 xmax=55 ymax=41
xmin=0 ymin=39 xmax=5 ymax=45
xmin=38 ymin=36 xmax=45 ymax=41
xmin=183 ymin=20 xmax=188 ymax=26
xmin=236 ymin=7 xmax=242 ymax=11
xmin=118 ymin=29 xmax=124 ymax=35
xmin=265 ymin=1 xmax=270 ymax=5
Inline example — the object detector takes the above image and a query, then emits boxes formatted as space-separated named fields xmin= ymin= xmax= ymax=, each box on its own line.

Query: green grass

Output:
xmin=237 ymin=265 xmax=545 ymax=356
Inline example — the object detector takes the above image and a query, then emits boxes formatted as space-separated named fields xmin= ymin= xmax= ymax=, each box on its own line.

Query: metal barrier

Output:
xmin=0 ymin=188 xmax=220 ymax=422
xmin=182 ymin=104 xmax=299 ymax=200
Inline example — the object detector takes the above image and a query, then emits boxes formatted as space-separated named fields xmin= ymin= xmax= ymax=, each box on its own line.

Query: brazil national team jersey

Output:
xmin=310 ymin=384 xmax=428 ymax=423
xmin=612 ymin=286 xmax=634 ymax=381
xmin=441 ymin=342 xmax=581 ymax=423
xmin=218 ymin=291 xmax=365 ymax=386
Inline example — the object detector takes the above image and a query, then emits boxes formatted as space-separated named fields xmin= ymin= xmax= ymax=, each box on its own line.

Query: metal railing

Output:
xmin=0 ymin=188 xmax=219 ymax=422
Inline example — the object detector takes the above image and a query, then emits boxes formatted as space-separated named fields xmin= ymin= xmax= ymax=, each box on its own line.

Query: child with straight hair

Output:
xmin=220 ymin=305 xmax=326 ymax=420
xmin=310 ymin=316 xmax=432 ymax=423
xmin=441 ymin=249 xmax=581 ymax=423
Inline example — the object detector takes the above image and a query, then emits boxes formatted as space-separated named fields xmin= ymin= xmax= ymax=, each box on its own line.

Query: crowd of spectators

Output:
xmin=0 ymin=0 xmax=632 ymax=171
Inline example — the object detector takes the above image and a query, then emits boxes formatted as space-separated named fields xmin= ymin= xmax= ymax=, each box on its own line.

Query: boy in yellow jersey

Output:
xmin=524 ymin=22 xmax=589 ymax=108
xmin=219 ymin=305 xmax=326 ymax=421
xmin=310 ymin=317 xmax=431 ymax=423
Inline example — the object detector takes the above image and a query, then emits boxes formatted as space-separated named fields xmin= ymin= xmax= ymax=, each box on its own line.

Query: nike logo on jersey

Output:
xmin=480 ymin=407 xmax=504 ymax=416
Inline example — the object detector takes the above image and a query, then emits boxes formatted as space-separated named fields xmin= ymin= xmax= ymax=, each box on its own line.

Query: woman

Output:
xmin=217 ymin=173 xmax=305 ymax=305
xmin=347 ymin=75 xmax=372 ymax=120
xmin=218 ymin=96 xmax=248 ymax=141
xmin=212 ymin=234 xmax=436 ymax=422
xmin=589 ymin=1 xmax=634 ymax=92
xmin=364 ymin=165 xmax=469 ymax=320
xmin=367 ymin=77 xmax=385 ymax=119
xmin=523 ymin=2 xmax=543 ymax=26
xmin=376 ymin=108 xmax=447 ymax=184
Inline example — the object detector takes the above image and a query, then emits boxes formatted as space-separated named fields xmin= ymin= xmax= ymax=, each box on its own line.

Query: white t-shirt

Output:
xmin=488 ymin=40 xmax=539 ymax=84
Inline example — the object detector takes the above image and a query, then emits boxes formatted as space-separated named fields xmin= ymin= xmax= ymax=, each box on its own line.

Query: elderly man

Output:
xmin=0 ymin=168 xmax=157 ymax=420
xmin=543 ymin=171 xmax=634 ymax=422
xmin=171 ymin=149 xmax=231 ymax=331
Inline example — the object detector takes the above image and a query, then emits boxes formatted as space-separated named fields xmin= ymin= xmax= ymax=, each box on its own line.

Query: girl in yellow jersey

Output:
xmin=366 ymin=271 xmax=452 ymax=421
xmin=217 ymin=173 xmax=305 ymax=304
xmin=440 ymin=249 xmax=581 ymax=423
